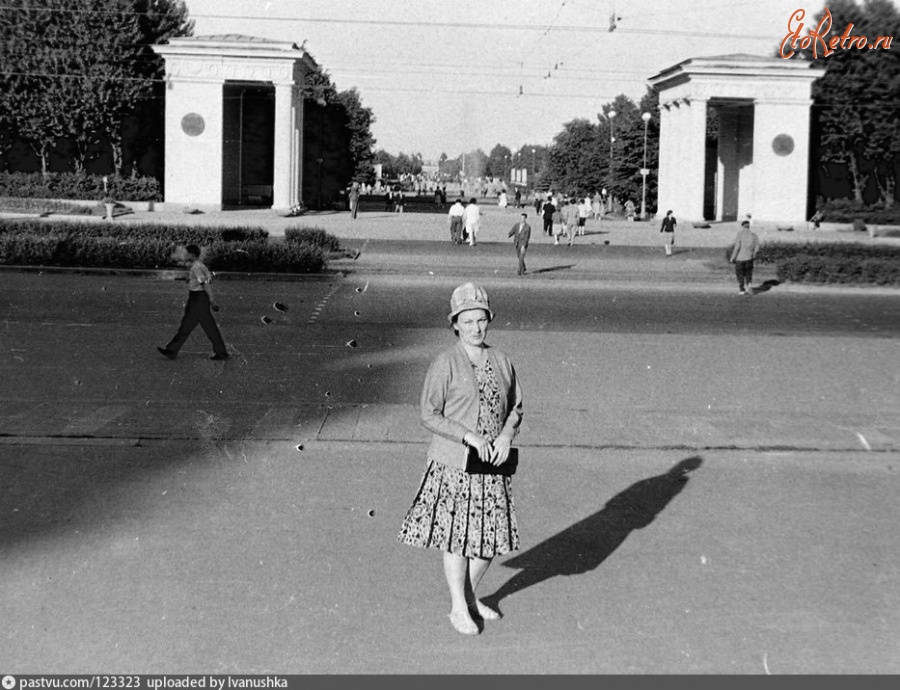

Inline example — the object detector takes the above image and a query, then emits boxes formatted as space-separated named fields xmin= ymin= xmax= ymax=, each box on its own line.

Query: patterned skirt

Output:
xmin=397 ymin=459 xmax=519 ymax=559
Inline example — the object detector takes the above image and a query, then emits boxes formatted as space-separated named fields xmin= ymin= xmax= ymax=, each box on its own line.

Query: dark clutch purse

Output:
xmin=465 ymin=445 xmax=519 ymax=476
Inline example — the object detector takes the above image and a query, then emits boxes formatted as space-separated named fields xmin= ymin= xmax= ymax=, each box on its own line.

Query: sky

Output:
xmin=185 ymin=0 xmax=829 ymax=161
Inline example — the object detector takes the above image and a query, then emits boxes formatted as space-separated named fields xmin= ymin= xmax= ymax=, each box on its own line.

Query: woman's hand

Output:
xmin=464 ymin=433 xmax=492 ymax=461
xmin=490 ymin=435 xmax=512 ymax=465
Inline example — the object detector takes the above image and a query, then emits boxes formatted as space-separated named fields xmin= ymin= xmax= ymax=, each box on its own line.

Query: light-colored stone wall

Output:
xmin=649 ymin=56 xmax=824 ymax=225
xmin=153 ymin=38 xmax=314 ymax=211
xmin=164 ymin=78 xmax=224 ymax=208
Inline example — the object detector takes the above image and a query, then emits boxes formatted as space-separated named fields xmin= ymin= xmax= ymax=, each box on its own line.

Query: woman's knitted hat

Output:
xmin=448 ymin=282 xmax=493 ymax=323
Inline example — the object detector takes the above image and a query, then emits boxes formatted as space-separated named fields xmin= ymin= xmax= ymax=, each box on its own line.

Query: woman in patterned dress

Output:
xmin=398 ymin=283 xmax=524 ymax=636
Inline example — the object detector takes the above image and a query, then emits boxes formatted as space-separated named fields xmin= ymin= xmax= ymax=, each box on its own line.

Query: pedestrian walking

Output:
xmin=498 ymin=190 xmax=508 ymax=210
xmin=552 ymin=207 xmax=565 ymax=245
xmin=348 ymin=181 xmax=360 ymax=219
xmin=563 ymin=197 xmax=580 ymax=246
xmin=578 ymin=197 xmax=591 ymax=235
xmin=624 ymin=199 xmax=636 ymax=222
xmin=541 ymin=195 xmax=555 ymax=236
xmin=394 ymin=186 xmax=405 ymax=213
xmin=729 ymin=219 xmax=760 ymax=295
xmin=660 ymin=209 xmax=677 ymax=256
xmin=157 ymin=244 xmax=229 ymax=361
xmin=591 ymin=191 xmax=602 ymax=219
xmin=508 ymin=212 xmax=531 ymax=276
xmin=514 ymin=188 xmax=522 ymax=208
xmin=463 ymin=198 xmax=481 ymax=246
xmin=448 ymin=198 xmax=465 ymax=244
xmin=397 ymin=282 xmax=524 ymax=636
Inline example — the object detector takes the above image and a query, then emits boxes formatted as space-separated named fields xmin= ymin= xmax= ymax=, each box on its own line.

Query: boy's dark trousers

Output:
xmin=165 ymin=291 xmax=227 ymax=355
xmin=734 ymin=260 xmax=754 ymax=290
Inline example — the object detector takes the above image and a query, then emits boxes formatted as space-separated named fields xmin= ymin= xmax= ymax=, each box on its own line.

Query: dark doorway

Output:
xmin=222 ymin=82 xmax=275 ymax=207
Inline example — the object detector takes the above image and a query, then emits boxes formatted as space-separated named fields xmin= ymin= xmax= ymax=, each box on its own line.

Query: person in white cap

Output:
xmin=398 ymin=283 xmax=524 ymax=636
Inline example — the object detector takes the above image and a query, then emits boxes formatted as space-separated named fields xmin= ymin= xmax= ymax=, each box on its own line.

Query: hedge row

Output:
xmin=0 ymin=172 xmax=161 ymax=202
xmin=0 ymin=219 xmax=270 ymax=244
xmin=816 ymin=198 xmax=900 ymax=225
xmin=283 ymin=226 xmax=342 ymax=252
xmin=752 ymin=242 xmax=900 ymax=286
xmin=0 ymin=232 xmax=327 ymax=273
xmin=776 ymin=256 xmax=900 ymax=285
xmin=0 ymin=220 xmax=342 ymax=273
xmin=757 ymin=241 xmax=900 ymax=263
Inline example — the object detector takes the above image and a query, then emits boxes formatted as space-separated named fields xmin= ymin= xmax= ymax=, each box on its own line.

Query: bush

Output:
xmin=816 ymin=198 xmax=900 ymax=225
xmin=207 ymin=240 xmax=325 ymax=273
xmin=0 ymin=172 xmax=162 ymax=202
xmin=757 ymin=241 xmax=900 ymax=263
xmin=0 ymin=233 xmax=175 ymax=268
xmin=0 ymin=219 xmax=331 ymax=273
xmin=0 ymin=219 xmax=268 ymax=244
xmin=283 ymin=226 xmax=341 ymax=253
xmin=775 ymin=255 xmax=900 ymax=285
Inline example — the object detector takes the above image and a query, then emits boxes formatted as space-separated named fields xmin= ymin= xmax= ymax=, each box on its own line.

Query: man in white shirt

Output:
xmin=448 ymin=198 xmax=466 ymax=244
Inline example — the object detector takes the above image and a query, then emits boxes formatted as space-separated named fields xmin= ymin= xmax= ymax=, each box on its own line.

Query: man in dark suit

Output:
xmin=508 ymin=212 xmax=532 ymax=276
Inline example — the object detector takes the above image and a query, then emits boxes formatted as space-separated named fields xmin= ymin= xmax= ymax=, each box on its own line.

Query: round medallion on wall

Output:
xmin=772 ymin=134 xmax=795 ymax=156
xmin=181 ymin=113 xmax=205 ymax=137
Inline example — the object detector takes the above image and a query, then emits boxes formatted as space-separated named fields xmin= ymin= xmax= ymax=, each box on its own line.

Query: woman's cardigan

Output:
xmin=420 ymin=341 xmax=523 ymax=470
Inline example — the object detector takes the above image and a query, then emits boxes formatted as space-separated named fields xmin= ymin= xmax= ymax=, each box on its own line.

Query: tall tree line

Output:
xmin=0 ymin=0 xmax=193 ymax=176
xmin=803 ymin=0 xmax=900 ymax=207
xmin=0 ymin=0 xmax=378 ymax=202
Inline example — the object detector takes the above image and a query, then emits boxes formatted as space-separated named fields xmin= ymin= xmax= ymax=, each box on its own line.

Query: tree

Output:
xmin=0 ymin=0 xmax=194 ymax=175
xmin=802 ymin=0 xmax=900 ymax=206
xmin=546 ymin=118 xmax=603 ymax=195
xmin=335 ymin=87 xmax=377 ymax=181
xmin=486 ymin=144 xmax=512 ymax=180
xmin=303 ymin=66 xmax=378 ymax=203
xmin=543 ymin=90 xmax=661 ymax=208
xmin=460 ymin=149 xmax=488 ymax=180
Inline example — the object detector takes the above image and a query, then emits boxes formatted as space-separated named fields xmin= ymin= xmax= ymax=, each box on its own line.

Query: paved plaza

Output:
xmin=1 ymin=206 xmax=899 ymax=674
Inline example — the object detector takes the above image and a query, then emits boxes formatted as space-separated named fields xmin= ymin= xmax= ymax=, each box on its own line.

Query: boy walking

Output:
xmin=158 ymin=244 xmax=229 ymax=360
xmin=729 ymin=220 xmax=760 ymax=295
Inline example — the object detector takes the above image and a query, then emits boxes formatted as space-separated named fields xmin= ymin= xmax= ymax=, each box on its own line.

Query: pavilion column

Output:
xmin=679 ymin=97 xmax=707 ymax=222
xmin=717 ymin=107 xmax=739 ymax=221
xmin=273 ymin=82 xmax=300 ymax=210
xmin=655 ymin=101 xmax=676 ymax=218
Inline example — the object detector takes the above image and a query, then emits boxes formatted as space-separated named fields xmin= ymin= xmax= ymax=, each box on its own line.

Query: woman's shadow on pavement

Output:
xmin=482 ymin=455 xmax=703 ymax=612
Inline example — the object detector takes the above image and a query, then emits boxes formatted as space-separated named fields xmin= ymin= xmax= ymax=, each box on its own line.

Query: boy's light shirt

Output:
xmin=188 ymin=260 xmax=212 ymax=291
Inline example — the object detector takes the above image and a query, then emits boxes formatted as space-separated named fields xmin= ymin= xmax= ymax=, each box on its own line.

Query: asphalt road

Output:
xmin=1 ymin=269 xmax=899 ymax=673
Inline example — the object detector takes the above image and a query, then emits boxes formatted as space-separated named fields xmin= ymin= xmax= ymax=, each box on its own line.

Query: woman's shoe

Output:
xmin=448 ymin=610 xmax=480 ymax=635
xmin=474 ymin=600 xmax=502 ymax=621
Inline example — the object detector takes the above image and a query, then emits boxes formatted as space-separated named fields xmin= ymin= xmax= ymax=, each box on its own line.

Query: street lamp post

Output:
xmin=640 ymin=111 xmax=651 ymax=220
xmin=608 ymin=109 xmax=616 ymax=213
xmin=531 ymin=148 xmax=536 ymax=191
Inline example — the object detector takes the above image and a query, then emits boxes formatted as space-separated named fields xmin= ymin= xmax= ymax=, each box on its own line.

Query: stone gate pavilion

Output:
xmin=152 ymin=35 xmax=316 ymax=211
xmin=649 ymin=54 xmax=825 ymax=224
